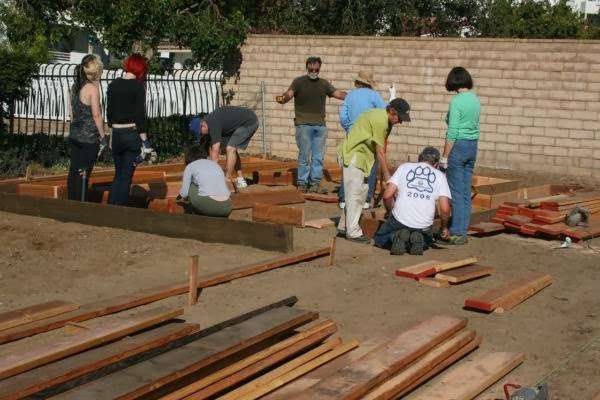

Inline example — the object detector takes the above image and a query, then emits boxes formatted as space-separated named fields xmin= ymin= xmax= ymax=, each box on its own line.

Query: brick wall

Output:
xmin=228 ymin=34 xmax=600 ymax=178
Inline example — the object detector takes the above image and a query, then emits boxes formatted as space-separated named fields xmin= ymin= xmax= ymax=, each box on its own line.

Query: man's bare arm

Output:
xmin=438 ymin=196 xmax=451 ymax=237
xmin=382 ymin=182 xmax=398 ymax=212
xmin=210 ymin=142 xmax=221 ymax=161
xmin=331 ymin=90 xmax=346 ymax=100
xmin=276 ymin=89 xmax=294 ymax=104
xmin=376 ymin=145 xmax=391 ymax=182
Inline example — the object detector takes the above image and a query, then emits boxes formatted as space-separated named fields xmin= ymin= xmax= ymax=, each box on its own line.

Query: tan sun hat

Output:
xmin=354 ymin=70 xmax=377 ymax=88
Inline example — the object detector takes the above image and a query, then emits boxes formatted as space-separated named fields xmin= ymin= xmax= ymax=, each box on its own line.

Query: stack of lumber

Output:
xmin=0 ymin=300 xmax=522 ymax=399
xmin=465 ymin=273 xmax=553 ymax=313
xmin=261 ymin=315 xmax=522 ymax=400
xmin=395 ymin=257 xmax=494 ymax=287
xmin=485 ymin=193 xmax=600 ymax=241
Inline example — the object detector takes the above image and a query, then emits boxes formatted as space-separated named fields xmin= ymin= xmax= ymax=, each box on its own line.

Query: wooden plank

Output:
xmin=217 ymin=338 xmax=345 ymax=400
xmin=53 ymin=307 xmax=318 ymax=400
xmin=188 ymin=256 xmax=199 ymax=306
xmin=395 ymin=257 xmax=478 ymax=279
xmin=232 ymin=190 xmax=305 ymax=210
xmin=0 ymin=249 xmax=326 ymax=345
xmin=260 ymin=339 xmax=385 ymax=400
xmin=394 ymin=334 xmax=483 ymax=398
xmin=255 ymin=170 xmax=294 ymax=186
xmin=411 ymin=352 xmax=525 ymax=400
xmin=0 ymin=323 xmax=199 ymax=400
xmin=468 ymin=222 xmax=505 ymax=235
xmin=304 ymin=218 xmax=335 ymax=229
xmin=360 ymin=217 xmax=381 ymax=239
xmin=436 ymin=265 xmax=495 ymax=284
xmin=302 ymin=193 xmax=339 ymax=203
xmin=362 ymin=330 xmax=477 ymax=400
xmin=161 ymin=320 xmax=337 ymax=400
xmin=465 ymin=273 xmax=553 ymax=312
xmin=418 ymin=277 xmax=450 ymax=288
xmin=289 ymin=315 xmax=468 ymax=400
xmin=197 ymin=247 xmax=331 ymax=289
xmin=0 ymin=192 xmax=294 ymax=252
xmin=0 ymin=307 xmax=183 ymax=379
xmin=252 ymin=203 xmax=305 ymax=227
xmin=0 ymin=301 xmax=79 ymax=332
xmin=223 ymin=340 xmax=359 ymax=400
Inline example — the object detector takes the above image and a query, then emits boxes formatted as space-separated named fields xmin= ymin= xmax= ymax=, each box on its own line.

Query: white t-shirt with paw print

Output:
xmin=389 ymin=162 xmax=451 ymax=229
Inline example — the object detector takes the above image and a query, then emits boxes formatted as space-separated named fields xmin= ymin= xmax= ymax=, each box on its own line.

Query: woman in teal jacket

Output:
xmin=441 ymin=67 xmax=481 ymax=245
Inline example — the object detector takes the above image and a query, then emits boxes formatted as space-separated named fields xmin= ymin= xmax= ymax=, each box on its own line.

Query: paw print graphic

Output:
xmin=406 ymin=166 xmax=436 ymax=193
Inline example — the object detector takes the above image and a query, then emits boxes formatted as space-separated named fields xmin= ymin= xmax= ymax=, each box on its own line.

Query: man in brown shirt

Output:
xmin=277 ymin=57 xmax=346 ymax=192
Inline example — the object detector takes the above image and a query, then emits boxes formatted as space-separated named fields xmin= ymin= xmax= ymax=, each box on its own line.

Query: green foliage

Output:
xmin=476 ymin=0 xmax=586 ymax=38
xmin=72 ymin=0 xmax=174 ymax=57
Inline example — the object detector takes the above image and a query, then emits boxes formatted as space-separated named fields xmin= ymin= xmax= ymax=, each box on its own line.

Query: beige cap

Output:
xmin=354 ymin=70 xmax=377 ymax=88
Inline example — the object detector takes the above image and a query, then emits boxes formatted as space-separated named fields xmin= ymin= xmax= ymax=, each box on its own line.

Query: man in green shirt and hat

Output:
xmin=337 ymin=98 xmax=411 ymax=243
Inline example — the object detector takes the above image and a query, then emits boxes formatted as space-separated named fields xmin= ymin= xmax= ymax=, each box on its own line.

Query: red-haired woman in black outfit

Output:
xmin=106 ymin=54 xmax=154 ymax=206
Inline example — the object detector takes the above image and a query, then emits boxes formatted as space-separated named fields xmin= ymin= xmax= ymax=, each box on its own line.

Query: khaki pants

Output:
xmin=337 ymin=160 xmax=368 ymax=238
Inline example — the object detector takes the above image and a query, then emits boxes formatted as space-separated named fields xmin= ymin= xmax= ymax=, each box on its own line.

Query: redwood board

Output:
xmin=289 ymin=315 xmax=467 ymax=400
xmin=302 ymin=193 xmax=339 ymax=203
xmin=252 ymin=203 xmax=305 ymax=227
xmin=0 ymin=249 xmax=327 ymax=345
xmin=436 ymin=265 xmax=494 ymax=284
xmin=465 ymin=273 xmax=553 ymax=312
xmin=0 ymin=307 xmax=183 ymax=379
xmin=53 ymin=307 xmax=318 ymax=400
xmin=362 ymin=330 xmax=477 ymax=400
xmin=468 ymin=222 xmax=505 ymax=235
xmin=0 ymin=192 xmax=293 ymax=252
xmin=411 ymin=352 xmax=525 ymax=400
xmin=232 ymin=190 xmax=305 ymax=210
xmin=0 ymin=323 xmax=199 ymax=400
xmin=0 ymin=301 xmax=79 ymax=332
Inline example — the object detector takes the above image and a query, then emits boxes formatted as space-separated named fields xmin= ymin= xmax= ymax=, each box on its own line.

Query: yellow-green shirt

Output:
xmin=338 ymin=108 xmax=389 ymax=176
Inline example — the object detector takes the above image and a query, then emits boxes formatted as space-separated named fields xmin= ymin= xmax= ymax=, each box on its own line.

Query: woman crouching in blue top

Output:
xmin=177 ymin=144 xmax=232 ymax=217
xmin=440 ymin=67 xmax=481 ymax=245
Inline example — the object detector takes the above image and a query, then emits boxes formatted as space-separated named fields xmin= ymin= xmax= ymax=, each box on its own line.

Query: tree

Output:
xmin=476 ymin=0 xmax=586 ymax=39
xmin=0 ymin=0 xmax=69 ymax=133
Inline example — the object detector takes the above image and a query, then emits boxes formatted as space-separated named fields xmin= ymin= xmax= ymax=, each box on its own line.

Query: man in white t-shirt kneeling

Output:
xmin=373 ymin=147 xmax=451 ymax=255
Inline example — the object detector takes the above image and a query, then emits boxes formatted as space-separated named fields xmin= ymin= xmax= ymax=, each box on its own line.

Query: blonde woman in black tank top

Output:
xmin=67 ymin=54 xmax=106 ymax=201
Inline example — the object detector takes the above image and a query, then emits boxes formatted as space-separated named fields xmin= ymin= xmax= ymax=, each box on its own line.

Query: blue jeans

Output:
xmin=447 ymin=140 xmax=478 ymax=236
xmin=109 ymin=128 xmax=140 ymax=206
xmin=374 ymin=215 xmax=433 ymax=250
xmin=295 ymin=124 xmax=327 ymax=186
xmin=338 ymin=158 xmax=378 ymax=203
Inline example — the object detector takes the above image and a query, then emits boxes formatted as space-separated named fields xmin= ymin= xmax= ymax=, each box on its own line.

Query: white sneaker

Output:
xmin=363 ymin=202 xmax=370 ymax=209
xmin=339 ymin=202 xmax=346 ymax=209
xmin=236 ymin=177 xmax=248 ymax=188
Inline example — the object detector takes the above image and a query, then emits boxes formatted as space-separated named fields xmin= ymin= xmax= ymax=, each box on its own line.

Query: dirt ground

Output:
xmin=1 ymin=194 xmax=599 ymax=399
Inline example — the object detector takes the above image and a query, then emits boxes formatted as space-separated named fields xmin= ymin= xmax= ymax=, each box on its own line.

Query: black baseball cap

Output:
xmin=389 ymin=98 xmax=411 ymax=122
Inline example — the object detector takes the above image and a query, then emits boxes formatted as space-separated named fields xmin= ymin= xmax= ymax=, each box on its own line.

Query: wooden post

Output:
xmin=188 ymin=256 xmax=199 ymax=306
xmin=328 ymin=236 xmax=337 ymax=266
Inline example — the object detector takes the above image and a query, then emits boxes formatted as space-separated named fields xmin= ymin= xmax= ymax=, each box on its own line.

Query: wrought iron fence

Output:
xmin=10 ymin=64 xmax=223 ymax=136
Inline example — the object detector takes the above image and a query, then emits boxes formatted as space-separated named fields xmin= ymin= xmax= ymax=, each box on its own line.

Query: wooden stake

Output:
xmin=328 ymin=236 xmax=337 ymax=266
xmin=188 ymin=256 xmax=199 ymax=306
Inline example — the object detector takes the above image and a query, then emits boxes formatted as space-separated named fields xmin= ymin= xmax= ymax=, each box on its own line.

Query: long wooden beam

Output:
xmin=0 ymin=192 xmax=293 ymax=252
xmin=0 ymin=301 xmax=79 ymax=332
xmin=290 ymin=315 xmax=468 ymax=400
xmin=0 ymin=307 xmax=183 ymax=380
xmin=0 ymin=248 xmax=328 ymax=345
xmin=0 ymin=323 xmax=200 ymax=400
xmin=52 ymin=307 xmax=318 ymax=399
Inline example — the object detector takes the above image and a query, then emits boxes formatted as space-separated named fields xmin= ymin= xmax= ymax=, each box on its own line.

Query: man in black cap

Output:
xmin=189 ymin=106 xmax=259 ymax=189
xmin=337 ymin=98 xmax=411 ymax=243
